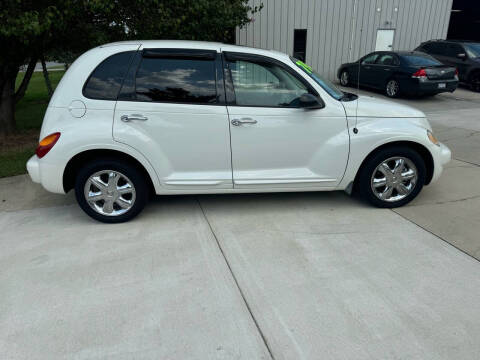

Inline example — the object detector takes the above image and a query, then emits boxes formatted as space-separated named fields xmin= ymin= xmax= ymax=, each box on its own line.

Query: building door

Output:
xmin=375 ymin=29 xmax=395 ymax=51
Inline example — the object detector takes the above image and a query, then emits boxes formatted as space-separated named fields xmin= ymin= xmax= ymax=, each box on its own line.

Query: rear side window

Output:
xmin=83 ymin=51 xmax=135 ymax=100
xmin=401 ymin=54 xmax=441 ymax=66
xmin=135 ymin=57 xmax=217 ymax=104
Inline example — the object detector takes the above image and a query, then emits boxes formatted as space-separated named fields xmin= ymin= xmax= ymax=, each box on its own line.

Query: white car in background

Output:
xmin=27 ymin=40 xmax=451 ymax=223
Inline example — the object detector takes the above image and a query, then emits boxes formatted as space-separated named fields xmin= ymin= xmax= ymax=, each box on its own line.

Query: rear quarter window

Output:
xmin=83 ymin=51 xmax=135 ymax=100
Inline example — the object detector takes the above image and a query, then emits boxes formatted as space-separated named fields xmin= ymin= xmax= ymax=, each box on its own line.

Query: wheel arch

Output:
xmin=63 ymin=149 xmax=157 ymax=194
xmin=353 ymin=140 xmax=434 ymax=189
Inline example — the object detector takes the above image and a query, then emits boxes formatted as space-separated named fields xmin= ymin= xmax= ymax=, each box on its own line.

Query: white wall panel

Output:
xmin=236 ymin=0 xmax=452 ymax=81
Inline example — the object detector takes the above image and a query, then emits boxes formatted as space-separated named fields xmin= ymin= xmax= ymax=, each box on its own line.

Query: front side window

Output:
xmin=83 ymin=51 xmax=135 ymax=100
xmin=227 ymin=59 xmax=312 ymax=107
xmin=292 ymin=58 xmax=344 ymax=100
xmin=361 ymin=53 xmax=379 ymax=65
xmin=464 ymin=43 xmax=480 ymax=58
xmin=376 ymin=54 xmax=397 ymax=66
xmin=135 ymin=57 xmax=217 ymax=104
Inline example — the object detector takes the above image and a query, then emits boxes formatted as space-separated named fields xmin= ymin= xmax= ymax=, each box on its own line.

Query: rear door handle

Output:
xmin=121 ymin=114 xmax=148 ymax=122
xmin=231 ymin=118 xmax=257 ymax=126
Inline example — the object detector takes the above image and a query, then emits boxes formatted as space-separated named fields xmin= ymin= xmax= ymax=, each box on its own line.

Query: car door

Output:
xmin=223 ymin=52 xmax=349 ymax=189
xmin=373 ymin=53 xmax=399 ymax=86
xmin=113 ymin=48 xmax=233 ymax=190
xmin=445 ymin=43 xmax=469 ymax=80
xmin=359 ymin=53 xmax=380 ymax=87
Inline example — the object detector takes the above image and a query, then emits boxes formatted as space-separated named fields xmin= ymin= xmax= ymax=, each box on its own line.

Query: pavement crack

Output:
xmin=196 ymin=197 xmax=275 ymax=360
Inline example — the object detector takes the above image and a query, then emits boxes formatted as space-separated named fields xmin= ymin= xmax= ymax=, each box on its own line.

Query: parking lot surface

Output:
xmin=1 ymin=86 xmax=480 ymax=359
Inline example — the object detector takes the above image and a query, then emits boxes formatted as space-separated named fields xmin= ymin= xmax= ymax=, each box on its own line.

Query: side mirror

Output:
xmin=457 ymin=53 xmax=466 ymax=60
xmin=299 ymin=93 xmax=324 ymax=109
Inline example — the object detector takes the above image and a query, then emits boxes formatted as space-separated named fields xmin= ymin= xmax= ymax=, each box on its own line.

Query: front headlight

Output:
xmin=427 ymin=130 xmax=440 ymax=146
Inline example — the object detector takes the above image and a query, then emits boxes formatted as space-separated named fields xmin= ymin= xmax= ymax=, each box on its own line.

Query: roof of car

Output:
xmin=99 ymin=40 xmax=290 ymax=58
xmin=424 ymin=39 xmax=480 ymax=44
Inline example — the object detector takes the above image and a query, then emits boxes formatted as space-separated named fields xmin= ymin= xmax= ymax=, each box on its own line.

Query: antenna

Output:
xmin=350 ymin=0 xmax=360 ymax=134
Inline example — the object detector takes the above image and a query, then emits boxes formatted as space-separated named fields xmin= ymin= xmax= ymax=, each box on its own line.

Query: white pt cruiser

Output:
xmin=27 ymin=41 xmax=451 ymax=223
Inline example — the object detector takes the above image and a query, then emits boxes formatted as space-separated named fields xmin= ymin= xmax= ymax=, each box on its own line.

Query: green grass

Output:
xmin=15 ymin=70 xmax=65 ymax=130
xmin=0 ymin=147 xmax=37 ymax=178
xmin=0 ymin=70 xmax=65 ymax=178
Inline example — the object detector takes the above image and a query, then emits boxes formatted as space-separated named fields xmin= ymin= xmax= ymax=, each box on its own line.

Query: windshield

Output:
xmin=290 ymin=57 xmax=344 ymax=100
xmin=402 ymin=54 xmax=441 ymax=66
xmin=464 ymin=43 xmax=480 ymax=58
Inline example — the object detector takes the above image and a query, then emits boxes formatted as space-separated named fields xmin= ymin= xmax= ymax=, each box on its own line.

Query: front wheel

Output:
xmin=385 ymin=79 xmax=400 ymax=98
xmin=75 ymin=159 xmax=149 ymax=223
xmin=469 ymin=71 xmax=480 ymax=92
xmin=357 ymin=147 xmax=426 ymax=208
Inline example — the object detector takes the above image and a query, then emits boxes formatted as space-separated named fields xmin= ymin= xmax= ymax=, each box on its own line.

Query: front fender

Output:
xmin=338 ymin=116 xmax=436 ymax=189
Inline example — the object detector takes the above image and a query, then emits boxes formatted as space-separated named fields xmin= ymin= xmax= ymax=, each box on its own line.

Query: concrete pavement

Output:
xmin=1 ymin=86 xmax=480 ymax=359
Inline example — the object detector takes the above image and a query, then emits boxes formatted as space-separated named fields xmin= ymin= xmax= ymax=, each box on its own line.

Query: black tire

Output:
xmin=340 ymin=70 xmax=350 ymax=86
xmin=356 ymin=146 xmax=426 ymax=208
xmin=385 ymin=78 xmax=400 ymax=98
xmin=75 ymin=158 xmax=149 ymax=223
xmin=469 ymin=71 xmax=480 ymax=92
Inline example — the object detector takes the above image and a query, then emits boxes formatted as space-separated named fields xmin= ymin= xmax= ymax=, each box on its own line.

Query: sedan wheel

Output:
xmin=340 ymin=70 xmax=349 ymax=86
xmin=385 ymin=79 xmax=399 ymax=97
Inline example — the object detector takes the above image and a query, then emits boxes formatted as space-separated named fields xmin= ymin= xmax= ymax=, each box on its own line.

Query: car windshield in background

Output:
xmin=402 ymin=54 xmax=441 ymax=66
xmin=291 ymin=57 xmax=344 ymax=100
xmin=464 ymin=43 xmax=480 ymax=58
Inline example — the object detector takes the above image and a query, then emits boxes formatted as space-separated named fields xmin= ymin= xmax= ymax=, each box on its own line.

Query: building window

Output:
xmin=293 ymin=29 xmax=307 ymax=62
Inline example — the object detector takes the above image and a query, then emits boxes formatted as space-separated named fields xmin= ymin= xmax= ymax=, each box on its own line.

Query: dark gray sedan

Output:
xmin=337 ymin=51 xmax=458 ymax=98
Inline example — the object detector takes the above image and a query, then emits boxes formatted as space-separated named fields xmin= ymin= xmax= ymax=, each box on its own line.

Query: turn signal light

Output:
xmin=36 ymin=132 xmax=61 ymax=158
xmin=411 ymin=69 xmax=427 ymax=78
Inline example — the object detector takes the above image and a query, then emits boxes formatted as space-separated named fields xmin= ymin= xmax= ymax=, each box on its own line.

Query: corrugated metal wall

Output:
xmin=236 ymin=0 xmax=453 ymax=81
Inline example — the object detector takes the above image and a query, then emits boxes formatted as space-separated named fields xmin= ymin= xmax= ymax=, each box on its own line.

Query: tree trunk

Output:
xmin=15 ymin=57 xmax=37 ymax=104
xmin=0 ymin=74 xmax=17 ymax=137
xmin=41 ymin=56 xmax=53 ymax=98
xmin=0 ymin=57 xmax=37 ymax=136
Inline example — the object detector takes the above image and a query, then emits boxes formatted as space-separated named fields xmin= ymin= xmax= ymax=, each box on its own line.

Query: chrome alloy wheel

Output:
xmin=340 ymin=71 xmax=349 ymax=86
xmin=370 ymin=157 xmax=418 ymax=202
xmin=386 ymin=79 xmax=399 ymax=97
xmin=84 ymin=170 xmax=136 ymax=216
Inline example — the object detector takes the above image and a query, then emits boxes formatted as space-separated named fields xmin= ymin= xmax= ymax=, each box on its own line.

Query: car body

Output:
xmin=27 ymin=41 xmax=451 ymax=222
xmin=337 ymin=51 xmax=458 ymax=97
xmin=415 ymin=39 xmax=480 ymax=92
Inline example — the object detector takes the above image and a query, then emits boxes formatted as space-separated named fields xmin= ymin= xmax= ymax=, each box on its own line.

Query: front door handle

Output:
xmin=121 ymin=114 xmax=148 ymax=122
xmin=231 ymin=118 xmax=257 ymax=126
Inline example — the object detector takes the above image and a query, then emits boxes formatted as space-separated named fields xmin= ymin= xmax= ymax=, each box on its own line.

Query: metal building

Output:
xmin=236 ymin=0 xmax=453 ymax=81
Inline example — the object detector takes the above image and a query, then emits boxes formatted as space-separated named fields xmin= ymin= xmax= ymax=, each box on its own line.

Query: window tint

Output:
xmin=83 ymin=51 xmax=135 ymax=100
xmin=445 ymin=43 xmax=464 ymax=57
xmin=228 ymin=59 xmax=311 ymax=107
xmin=464 ymin=43 xmax=480 ymax=58
xmin=429 ymin=42 xmax=448 ymax=55
xmin=361 ymin=53 xmax=378 ymax=65
xmin=376 ymin=54 xmax=397 ymax=65
xmin=135 ymin=57 xmax=217 ymax=104
xmin=401 ymin=54 xmax=441 ymax=66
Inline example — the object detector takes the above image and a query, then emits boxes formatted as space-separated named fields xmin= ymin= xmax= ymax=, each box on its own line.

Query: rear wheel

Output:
xmin=75 ymin=159 xmax=149 ymax=223
xmin=357 ymin=147 xmax=426 ymax=208
xmin=385 ymin=78 xmax=400 ymax=98
xmin=340 ymin=70 xmax=350 ymax=86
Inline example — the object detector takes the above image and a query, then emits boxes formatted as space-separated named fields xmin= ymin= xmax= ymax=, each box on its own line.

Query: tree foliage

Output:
xmin=0 ymin=0 xmax=262 ymax=135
